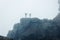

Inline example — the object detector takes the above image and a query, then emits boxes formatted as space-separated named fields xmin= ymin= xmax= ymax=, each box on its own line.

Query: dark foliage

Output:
xmin=0 ymin=36 xmax=13 ymax=40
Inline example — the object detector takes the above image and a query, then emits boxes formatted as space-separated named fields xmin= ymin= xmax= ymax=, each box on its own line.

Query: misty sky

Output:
xmin=0 ymin=0 xmax=59 ymax=36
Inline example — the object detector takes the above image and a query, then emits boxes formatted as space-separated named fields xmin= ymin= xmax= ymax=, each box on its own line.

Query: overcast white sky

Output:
xmin=0 ymin=0 xmax=59 ymax=36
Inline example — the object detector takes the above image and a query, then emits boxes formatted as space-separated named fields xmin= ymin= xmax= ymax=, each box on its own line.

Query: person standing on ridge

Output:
xmin=25 ymin=13 xmax=27 ymax=18
xmin=29 ymin=13 xmax=31 ymax=18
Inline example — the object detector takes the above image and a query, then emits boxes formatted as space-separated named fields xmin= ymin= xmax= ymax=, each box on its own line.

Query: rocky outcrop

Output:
xmin=53 ymin=13 xmax=60 ymax=26
xmin=7 ymin=15 xmax=60 ymax=40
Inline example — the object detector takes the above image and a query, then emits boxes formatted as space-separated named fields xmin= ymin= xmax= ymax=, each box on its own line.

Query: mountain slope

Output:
xmin=7 ymin=17 xmax=60 ymax=40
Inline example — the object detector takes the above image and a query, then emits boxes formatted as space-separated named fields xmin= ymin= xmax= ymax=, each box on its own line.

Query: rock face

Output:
xmin=7 ymin=17 xmax=60 ymax=40
xmin=53 ymin=13 xmax=60 ymax=26
xmin=0 ymin=36 xmax=13 ymax=40
xmin=54 ymin=13 xmax=60 ymax=21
